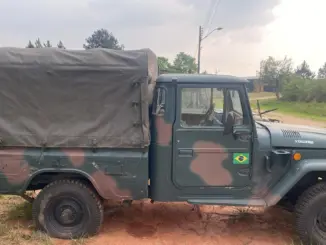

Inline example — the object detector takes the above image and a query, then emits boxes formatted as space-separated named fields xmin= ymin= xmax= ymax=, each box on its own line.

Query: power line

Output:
xmin=195 ymin=0 xmax=222 ymax=61
xmin=195 ymin=0 xmax=215 ymax=59
xmin=202 ymin=0 xmax=216 ymax=33
xmin=205 ymin=0 xmax=222 ymax=36
xmin=206 ymin=0 xmax=221 ymax=34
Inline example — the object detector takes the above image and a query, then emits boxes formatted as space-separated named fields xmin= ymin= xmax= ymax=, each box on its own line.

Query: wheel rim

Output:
xmin=315 ymin=208 xmax=326 ymax=234
xmin=45 ymin=194 xmax=87 ymax=233
xmin=54 ymin=199 xmax=83 ymax=227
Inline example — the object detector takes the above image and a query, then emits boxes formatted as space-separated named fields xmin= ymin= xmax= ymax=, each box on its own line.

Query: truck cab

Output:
xmin=150 ymin=74 xmax=258 ymax=203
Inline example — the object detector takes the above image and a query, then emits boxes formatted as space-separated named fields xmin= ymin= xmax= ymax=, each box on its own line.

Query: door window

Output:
xmin=228 ymin=90 xmax=244 ymax=125
xmin=180 ymin=87 xmax=244 ymax=127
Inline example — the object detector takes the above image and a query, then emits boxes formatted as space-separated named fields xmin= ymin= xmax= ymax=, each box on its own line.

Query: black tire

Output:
xmin=32 ymin=179 xmax=104 ymax=239
xmin=295 ymin=182 xmax=326 ymax=245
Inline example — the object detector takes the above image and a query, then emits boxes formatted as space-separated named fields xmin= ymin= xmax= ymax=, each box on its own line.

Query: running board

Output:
xmin=187 ymin=198 xmax=267 ymax=207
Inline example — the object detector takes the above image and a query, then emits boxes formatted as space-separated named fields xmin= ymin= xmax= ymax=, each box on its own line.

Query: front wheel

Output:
xmin=32 ymin=179 xmax=104 ymax=239
xmin=295 ymin=182 xmax=326 ymax=245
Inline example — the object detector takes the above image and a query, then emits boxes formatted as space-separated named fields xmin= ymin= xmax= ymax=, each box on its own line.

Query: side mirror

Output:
xmin=156 ymin=103 xmax=165 ymax=115
xmin=223 ymin=112 xmax=235 ymax=135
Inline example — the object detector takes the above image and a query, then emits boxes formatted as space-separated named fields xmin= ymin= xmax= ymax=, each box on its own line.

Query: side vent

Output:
xmin=281 ymin=129 xmax=301 ymax=138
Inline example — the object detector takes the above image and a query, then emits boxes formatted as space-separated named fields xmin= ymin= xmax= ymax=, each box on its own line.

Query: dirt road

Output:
xmin=266 ymin=112 xmax=326 ymax=128
xmin=56 ymin=202 xmax=296 ymax=245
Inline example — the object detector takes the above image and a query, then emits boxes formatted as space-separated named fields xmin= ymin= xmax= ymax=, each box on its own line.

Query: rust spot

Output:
xmin=0 ymin=149 xmax=30 ymax=185
xmin=155 ymin=116 xmax=172 ymax=146
xmin=91 ymin=170 xmax=132 ymax=200
xmin=62 ymin=149 xmax=85 ymax=167
xmin=190 ymin=141 xmax=232 ymax=186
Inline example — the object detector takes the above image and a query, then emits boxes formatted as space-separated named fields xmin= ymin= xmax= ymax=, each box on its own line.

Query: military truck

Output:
xmin=0 ymin=47 xmax=325 ymax=244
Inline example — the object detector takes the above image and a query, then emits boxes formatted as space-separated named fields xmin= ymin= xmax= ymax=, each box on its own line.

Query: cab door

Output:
xmin=172 ymin=83 xmax=253 ymax=196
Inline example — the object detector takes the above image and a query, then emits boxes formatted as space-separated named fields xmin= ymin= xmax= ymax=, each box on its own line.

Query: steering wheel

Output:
xmin=199 ymin=104 xmax=222 ymax=126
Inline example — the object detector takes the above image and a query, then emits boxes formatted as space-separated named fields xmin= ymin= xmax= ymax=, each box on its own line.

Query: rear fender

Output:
xmin=21 ymin=168 xmax=132 ymax=200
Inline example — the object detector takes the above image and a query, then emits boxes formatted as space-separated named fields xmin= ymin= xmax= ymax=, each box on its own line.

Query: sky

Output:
xmin=0 ymin=0 xmax=325 ymax=76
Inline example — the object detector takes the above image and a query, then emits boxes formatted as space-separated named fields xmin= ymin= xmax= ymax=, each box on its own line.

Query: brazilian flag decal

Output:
xmin=233 ymin=153 xmax=249 ymax=164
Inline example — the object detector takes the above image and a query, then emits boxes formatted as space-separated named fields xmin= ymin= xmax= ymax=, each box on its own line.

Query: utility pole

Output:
xmin=197 ymin=26 xmax=203 ymax=74
xmin=197 ymin=25 xmax=223 ymax=74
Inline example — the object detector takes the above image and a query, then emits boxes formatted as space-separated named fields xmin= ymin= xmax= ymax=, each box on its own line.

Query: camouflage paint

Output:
xmin=155 ymin=116 xmax=172 ymax=146
xmin=150 ymin=80 xmax=254 ymax=201
xmin=62 ymin=149 xmax=85 ymax=168
xmin=0 ymin=147 xmax=148 ymax=201
xmin=0 ymin=149 xmax=31 ymax=185
xmin=149 ymin=76 xmax=314 ymax=207
xmin=190 ymin=141 xmax=231 ymax=186
xmin=149 ymin=83 xmax=178 ymax=201
xmin=1 ymin=74 xmax=326 ymax=210
xmin=0 ymin=148 xmax=40 ymax=193
xmin=91 ymin=170 xmax=132 ymax=199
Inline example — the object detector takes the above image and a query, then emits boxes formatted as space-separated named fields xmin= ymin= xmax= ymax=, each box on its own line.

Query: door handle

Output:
xmin=233 ymin=129 xmax=251 ymax=141
xmin=178 ymin=149 xmax=193 ymax=157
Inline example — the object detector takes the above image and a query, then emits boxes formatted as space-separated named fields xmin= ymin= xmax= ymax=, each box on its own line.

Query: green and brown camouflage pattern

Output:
xmin=0 ymin=148 xmax=148 ymax=201
xmin=1 ymin=73 xmax=326 ymax=209
xmin=149 ymin=74 xmax=326 ymax=207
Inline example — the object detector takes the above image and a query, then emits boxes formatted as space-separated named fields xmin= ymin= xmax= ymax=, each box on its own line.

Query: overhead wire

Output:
xmin=194 ymin=0 xmax=215 ymax=59
xmin=194 ymin=0 xmax=222 ymax=63
xmin=204 ymin=0 xmax=222 ymax=36
xmin=202 ymin=0 xmax=216 ymax=33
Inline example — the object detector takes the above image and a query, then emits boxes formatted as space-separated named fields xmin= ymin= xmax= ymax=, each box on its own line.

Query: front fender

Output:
xmin=265 ymin=159 xmax=326 ymax=206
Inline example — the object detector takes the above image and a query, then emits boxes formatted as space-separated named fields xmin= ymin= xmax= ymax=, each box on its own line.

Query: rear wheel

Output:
xmin=295 ymin=182 xmax=326 ymax=245
xmin=32 ymin=179 xmax=103 ymax=239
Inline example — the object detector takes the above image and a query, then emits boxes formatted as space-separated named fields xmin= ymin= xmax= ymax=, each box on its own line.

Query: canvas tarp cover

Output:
xmin=0 ymin=47 xmax=158 ymax=148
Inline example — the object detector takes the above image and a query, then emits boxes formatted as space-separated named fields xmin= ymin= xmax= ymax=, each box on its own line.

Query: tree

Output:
xmin=158 ymin=57 xmax=171 ymax=71
xmin=318 ymin=62 xmax=326 ymax=79
xmin=257 ymin=56 xmax=293 ymax=99
xmin=157 ymin=56 xmax=179 ymax=74
xmin=26 ymin=40 xmax=35 ymax=48
xmin=57 ymin=41 xmax=66 ymax=49
xmin=34 ymin=38 xmax=43 ymax=48
xmin=173 ymin=52 xmax=197 ymax=74
xmin=26 ymin=39 xmax=65 ymax=49
xmin=43 ymin=40 xmax=52 ymax=48
xmin=83 ymin=28 xmax=124 ymax=50
xmin=295 ymin=60 xmax=315 ymax=79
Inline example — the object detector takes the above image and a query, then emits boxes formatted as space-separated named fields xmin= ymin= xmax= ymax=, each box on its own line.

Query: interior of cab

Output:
xmin=180 ymin=87 xmax=244 ymax=127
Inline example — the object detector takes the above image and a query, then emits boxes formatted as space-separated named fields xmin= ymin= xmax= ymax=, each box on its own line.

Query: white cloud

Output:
xmin=264 ymin=0 xmax=326 ymax=72
xmin=2 ymin=0 xmax=323 ymax=76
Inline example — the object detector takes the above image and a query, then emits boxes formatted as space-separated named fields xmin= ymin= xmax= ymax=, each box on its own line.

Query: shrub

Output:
xmin=282 ymin=76 xmax=326 ymax=102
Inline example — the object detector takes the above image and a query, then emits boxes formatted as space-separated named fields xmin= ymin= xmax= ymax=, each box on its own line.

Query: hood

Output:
xmin=257 ymin=121 xmax=326 ymax=149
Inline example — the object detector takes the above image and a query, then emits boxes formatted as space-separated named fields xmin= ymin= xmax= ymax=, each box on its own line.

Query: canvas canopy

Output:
xmin=0 ymin=47 xmax=158 ymax=148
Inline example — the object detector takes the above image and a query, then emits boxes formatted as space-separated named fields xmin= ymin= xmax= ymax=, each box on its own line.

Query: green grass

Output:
xmin=252 ymin=99 xmax=326 ymax=122
xmin=7 ymin=201 xmax=33 ymax=221
xmin=0 ymin=197 xmax=91 ymax=244
xmin=248 ymin=92 xmax=275 ymax=100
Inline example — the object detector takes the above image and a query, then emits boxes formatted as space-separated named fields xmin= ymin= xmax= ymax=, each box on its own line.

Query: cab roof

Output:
xmin=156 ymin=73 xmax=249 ymax=84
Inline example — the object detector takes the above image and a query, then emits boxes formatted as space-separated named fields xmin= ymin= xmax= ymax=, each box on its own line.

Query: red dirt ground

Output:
xmin=55 ymin=201 xmax=297 ymax=245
